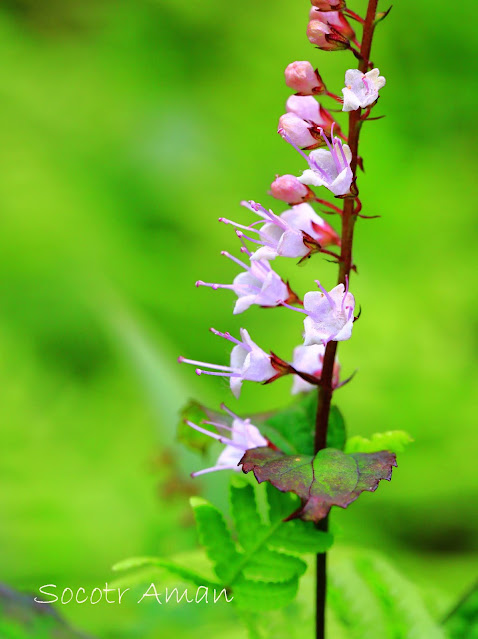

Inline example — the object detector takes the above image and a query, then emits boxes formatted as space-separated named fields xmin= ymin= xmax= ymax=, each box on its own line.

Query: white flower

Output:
xmin=196 ymin=253 xmax=290 ymax=314
xmin=220 ymin=201 xmax=339 ymax=262
xmin=187 ymin=406 xmax=267 ymax=476
xmin=342 ymin=68 xmax=386 ymax=112
xmin=298 ymin=139 xmax=353 ymax=196
xmin=179 ymin=328 xmax=276 ymax=398
xmin=291 ymin=344 xmax=340 ymax=394
xmin=303 ymin=281 xmax=355 ymax=346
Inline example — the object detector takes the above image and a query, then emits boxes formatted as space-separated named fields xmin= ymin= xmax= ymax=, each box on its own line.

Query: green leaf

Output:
xmin=268 ymin=519 xmax=333 ymax=554
xmin=244 ymin=549 xmax=306 ymax=582
xmin=262 ymin=392 xmax=317 ymax=455
xmin=242 ymin=447 xmax=397 ymax=522
xmin=190 ymin=496 xmax=241 ymax=582
xmin=329 ymin=551 xmax=447 ymax=639
xmin=327 ymin=405 xmax=346 ymax=450
xmin=346 ymin=430 xmax=413 ymax=454
xmin=229 ymin=481 xmax=307 ymax=581
xmin=233 ymin=575 xmax=300 ymax=611
xmin=112 ymin=556 xmax=219 ymax=589
xmin=230 ymin=480 xmax=267 ymax=550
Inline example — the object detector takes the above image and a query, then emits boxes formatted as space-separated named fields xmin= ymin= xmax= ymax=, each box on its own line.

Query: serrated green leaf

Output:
xmin=327 ymin=405 xmax=346 ymax=450
xmin=230 ymin=482 xmax=267 ymax=550
xmin=190 ymin=497 xmax=241 ymax=583
xmin=244 ymin=549 xmax=307 ymax=582
xmin=112 ymin=556 xmax=218 ymax=589
xmin=233 ymin=575 xmax=300 ymax=611
xmin=269 ymin=519 xmax=333 ymax=554
xmin=346 ymin=430 xmax=413 ymax=454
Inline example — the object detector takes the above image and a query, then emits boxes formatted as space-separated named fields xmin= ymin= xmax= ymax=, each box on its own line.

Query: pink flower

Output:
xmin=220 ymin=200 xmax=339 ymax=261
xmin=187 ymin=405 xmax=268 ymax=476
xmin=307 ymin=18 xmax=349 ymax=51
xmin=303 ymin=281 xmax=355 ymax=346
xmin=278 ymin=112 xmax=319 ymax=149
xmin=309 ymin=8 xmax=355 ymax=41
xmin=286 ymin=95 xmax=338 ymax=137
xmin=291 ymin=344 xmax=340 ymax=394
xmin=178 ymin=328 xmax=276 ymax=398
xmin=284 ymin=61 xmax=325 ymax=95
xmin=342 ymin=68 xmax=386 ymax=112
xmin=281 ymin=124 xmax=353 ymax=196
xmin=270 ymin=174 xmax=310 ymax=205
xmin=196 ymin=252 xmax=291 ymax=314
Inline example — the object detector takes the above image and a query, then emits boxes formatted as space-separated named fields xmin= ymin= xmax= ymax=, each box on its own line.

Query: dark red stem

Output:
xmin=315 ymin=3 xmax=380 ymax=639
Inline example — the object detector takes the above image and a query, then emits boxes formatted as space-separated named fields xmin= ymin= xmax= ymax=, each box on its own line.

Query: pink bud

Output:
xmin=310 ymin=0 xmax=346 ymax=11
xmin=278 ymin=113 xmax=319 ymax=149
xmin=284 ymin=61 xmax=326 ymax=96
xmin=286 ymin=95 xmax=342 ymax=137
xmin=270 ymin=175 xmax=310 ymax=205
xmin=309 ymin=8 xmax=355 ymax=41
xmin=307 ymin=19 xmax=349 ymax=51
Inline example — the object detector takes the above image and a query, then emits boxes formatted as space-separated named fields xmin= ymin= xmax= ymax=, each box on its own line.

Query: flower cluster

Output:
xmin=179 ymin=0 xmax=386 ymax=476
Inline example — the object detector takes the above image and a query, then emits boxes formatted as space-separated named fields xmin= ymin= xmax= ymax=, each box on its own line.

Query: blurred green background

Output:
xmin=0 ymin=0 xmax=477 ymax=637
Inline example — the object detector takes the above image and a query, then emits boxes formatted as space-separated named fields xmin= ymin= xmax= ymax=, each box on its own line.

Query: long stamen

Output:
xmin=178 ymin=356 xmax=233 ymax=372
xmin=236 ymin=230 xmax=269 ymax=247
xmin=238 ymin=236 xmax=253 ymax=256
xmin=315 ymin=280 xmax=335 ymax=308
xmin=244 ymin=200 xmax=287 ymax=229
xmin=219 ymin=217 xmax=262 ymax=234
xmin=221 ymin=251 xmax=250 ymax=271
xmin=186 ymin=421 xmax=236 ymax=446
xmin=210 ymin=328 xmax=245 ymax=348
xmin=279 ymin=300 xmax=308 ymax=314
xmin=321 ymin=123 xmax=342 ymax=174
xmin=196 ymin=369 xmax=240 ymax=377
xmin=192 ymin=464 xmax=238 ymax=477
xmin=336 ymin=137 xmax=349 ymax=169
xmin=196 ymin=281 xmax=235 ymax=290
xmin=279 ymin=128 xmax=312 ymax=164
xmin=220 ymin=403 xmax=242 ymax=420
xmin=202 ymin=420 xmax=234 ymax=432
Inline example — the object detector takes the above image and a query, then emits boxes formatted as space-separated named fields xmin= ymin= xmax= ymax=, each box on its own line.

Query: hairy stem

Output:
xmin=314 ymin=2 xmax=379 ymax=638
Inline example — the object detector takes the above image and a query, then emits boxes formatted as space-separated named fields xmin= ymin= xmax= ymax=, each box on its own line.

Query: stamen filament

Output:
xmin=178 ymin=356 xmax=233 ymax=372
xmin=315 ymin=280 xmax=335 ymax=308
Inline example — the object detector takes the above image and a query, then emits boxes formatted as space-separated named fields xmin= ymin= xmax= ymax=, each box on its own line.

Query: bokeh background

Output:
xmin=0 ymin=0 xmax=477 ymax=637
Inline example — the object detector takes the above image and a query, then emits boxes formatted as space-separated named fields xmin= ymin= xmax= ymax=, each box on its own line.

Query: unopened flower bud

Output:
xmin=278 ymin=112 xmax=319 ymax=149
xmin=270 ymin=174 xmax=310 ymax=204
xmin=307 ymin=19 xmax=349 ymax=51
xmin=309 ymin=9 xmax=355 ymax=43
xmin=310 ymin=0 xmax=346 ymax=11
xmin=284 ymin=61 xmax=326 ymax=95
xmin=286 ymin=95 xmax=340 ymax=137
